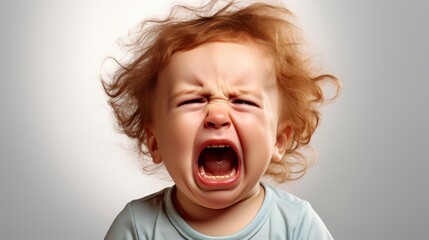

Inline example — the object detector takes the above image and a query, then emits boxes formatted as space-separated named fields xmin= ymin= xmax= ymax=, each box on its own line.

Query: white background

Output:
xmin=1 ymin=0 xmax=428 ymax=239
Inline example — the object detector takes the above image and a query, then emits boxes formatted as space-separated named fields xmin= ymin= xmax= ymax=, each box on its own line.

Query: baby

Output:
xmin=103 ymin=0 xmax=340 ymax=239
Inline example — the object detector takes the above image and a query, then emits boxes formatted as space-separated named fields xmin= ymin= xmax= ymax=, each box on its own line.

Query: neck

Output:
xmin=173 ymin=185 xmax=265 ymax=236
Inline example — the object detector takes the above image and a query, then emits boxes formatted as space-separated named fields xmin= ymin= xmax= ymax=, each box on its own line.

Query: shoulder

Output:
xmin=264 ymin=183 xmax=308 ymax=214
xmin=128 ymin=187 xmax=168 ymax=215
xmin=263 ymin=183 xmax=333 ymax=240
xmin=104 ymin=187 xmax=170 ymax=240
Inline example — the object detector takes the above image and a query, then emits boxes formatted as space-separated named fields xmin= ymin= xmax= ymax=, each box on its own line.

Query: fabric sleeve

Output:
xmin=105 ymin=203 xmax=139 ymax=240
xmin=293 ymin=202 xmax=333 ymax=240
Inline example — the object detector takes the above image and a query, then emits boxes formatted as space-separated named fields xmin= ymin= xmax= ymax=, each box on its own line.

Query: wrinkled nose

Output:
xmin=204 ymin=107 xmax=231 ymax=129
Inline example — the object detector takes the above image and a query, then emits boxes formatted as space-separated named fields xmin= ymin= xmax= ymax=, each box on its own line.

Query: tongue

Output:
xmin=200 ymin=148 xmax=236 ymax=176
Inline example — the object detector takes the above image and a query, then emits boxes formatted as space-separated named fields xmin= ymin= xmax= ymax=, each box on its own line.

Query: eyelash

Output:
xmin=178 ymin=98 xmax=258 ymax=107
xmin=231 ymin=99 xmax=258 ymax=107
xmin=178 ymin=98 xmax=206 ymax=106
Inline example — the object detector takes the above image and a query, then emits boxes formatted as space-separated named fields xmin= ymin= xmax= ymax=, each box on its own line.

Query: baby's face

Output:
xmin=147 ymin=41 xmax=286 ymax=209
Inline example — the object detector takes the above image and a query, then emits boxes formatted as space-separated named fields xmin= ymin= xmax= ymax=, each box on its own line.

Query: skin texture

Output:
xmin=145 ymin=41 xmax=290 ymax=236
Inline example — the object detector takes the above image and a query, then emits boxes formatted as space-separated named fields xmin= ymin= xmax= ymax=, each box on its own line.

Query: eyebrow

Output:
xmin=171 ymin=88 xmax=205 ymax=100
xmin=169 ymin=75 xmax=267 ymax=101
xmin=228 ymin=88 xmax=261 ymax=97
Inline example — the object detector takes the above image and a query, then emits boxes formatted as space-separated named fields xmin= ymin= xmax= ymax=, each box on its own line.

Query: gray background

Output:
xmin=1 ymin=0 xmax=428 ymax=239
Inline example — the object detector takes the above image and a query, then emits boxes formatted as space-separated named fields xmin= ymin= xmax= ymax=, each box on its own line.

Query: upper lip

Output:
xmin=197 ymin=138 xmax=240 ymax=159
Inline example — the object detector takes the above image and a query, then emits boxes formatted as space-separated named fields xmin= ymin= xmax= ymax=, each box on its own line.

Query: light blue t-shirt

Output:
xmin=105 ymin=182 xmax=333 ymax=239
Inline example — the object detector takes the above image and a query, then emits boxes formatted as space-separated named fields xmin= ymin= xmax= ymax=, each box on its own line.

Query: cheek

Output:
xmin=234 ymin=112 xmax=277 ymax=156
xmin=157 ymin=112 xmax=202 ymax=158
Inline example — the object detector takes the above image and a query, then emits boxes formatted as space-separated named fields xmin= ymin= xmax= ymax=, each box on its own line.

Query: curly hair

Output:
xmin=102 ymin=0 xmax=340 ymax=182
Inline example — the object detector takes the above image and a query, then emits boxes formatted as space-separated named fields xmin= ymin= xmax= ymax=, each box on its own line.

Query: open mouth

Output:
xmin=197 ymin=144 xmax=239 ymax=183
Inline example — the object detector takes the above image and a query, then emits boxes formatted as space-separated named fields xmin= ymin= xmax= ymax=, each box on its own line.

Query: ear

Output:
xmin=272 ymin=122 xmax=293 ymax=163
xmin=145 ymin=127 xmax=162 ymax=164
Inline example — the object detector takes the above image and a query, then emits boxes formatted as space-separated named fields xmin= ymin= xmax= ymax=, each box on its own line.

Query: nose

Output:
xmin=204 ymin=107 xmax=231 ymax=129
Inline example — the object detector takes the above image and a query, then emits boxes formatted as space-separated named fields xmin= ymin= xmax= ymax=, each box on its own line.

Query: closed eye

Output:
xmin=231 ymin=99 xmax=258 ymax=107
xmin=178 ymin=98 xmax=207 ymax=107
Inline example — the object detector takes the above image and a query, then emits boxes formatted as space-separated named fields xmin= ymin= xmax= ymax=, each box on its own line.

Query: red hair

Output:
xmin=102 ymin=0 xmax=340 ymax=182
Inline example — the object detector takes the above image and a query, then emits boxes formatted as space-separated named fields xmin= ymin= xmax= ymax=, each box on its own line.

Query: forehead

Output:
xmin=158 ymin=41 xmax=276 ymax=90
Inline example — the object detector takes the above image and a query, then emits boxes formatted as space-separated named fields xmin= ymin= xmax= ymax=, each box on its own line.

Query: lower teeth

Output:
xmin=199 ymin=166 xmax=236 ymax=181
